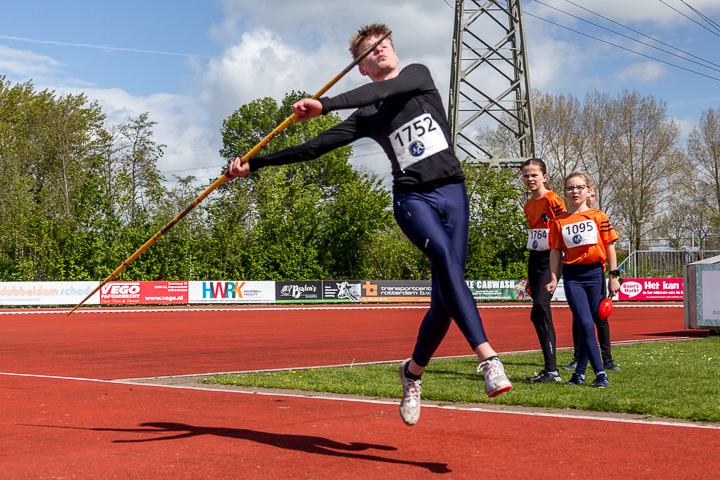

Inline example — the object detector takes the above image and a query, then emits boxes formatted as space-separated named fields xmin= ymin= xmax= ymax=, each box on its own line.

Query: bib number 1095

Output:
xmin=561 ymin=220 xmax=598 ymax=248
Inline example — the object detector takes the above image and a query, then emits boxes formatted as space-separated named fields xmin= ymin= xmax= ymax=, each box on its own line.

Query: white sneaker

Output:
xmin=478 ymin=357 xmax=513 ymax=397
xmin=398 ymin=359 xmax=422 ymax=426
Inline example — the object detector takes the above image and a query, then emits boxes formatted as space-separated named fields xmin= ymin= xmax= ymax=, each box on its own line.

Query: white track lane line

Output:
xmin=3 ymin=303 xmax=705 ymax=430
xmin=3 ymin=359 xmax=717 ymax=432
xmin=0 ymin=303 xmax=683 ymax=314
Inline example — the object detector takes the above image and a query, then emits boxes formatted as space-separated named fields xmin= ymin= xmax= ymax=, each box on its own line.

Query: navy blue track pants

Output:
xmin=562 ymin=263 xmax=605 ymax=375
xmin=393 ymin=181 xmax=488 ymax=367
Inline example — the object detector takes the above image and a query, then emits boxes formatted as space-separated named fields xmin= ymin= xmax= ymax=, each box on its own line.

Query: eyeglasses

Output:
xmin=565 ymin=185 xmax=587 ymax=192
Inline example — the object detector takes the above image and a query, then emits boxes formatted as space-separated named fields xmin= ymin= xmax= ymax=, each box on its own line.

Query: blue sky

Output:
xmin=2 ymin=0 xmax=720 ymax=186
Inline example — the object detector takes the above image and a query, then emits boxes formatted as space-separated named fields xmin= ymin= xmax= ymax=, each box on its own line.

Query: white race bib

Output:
xmin=527 ymin=228 xmax=550 ymax=251
xmin=561 ymin=220 xmax=598 ymax=249
xmin=389 ymin=113 xmax=449 ymax=171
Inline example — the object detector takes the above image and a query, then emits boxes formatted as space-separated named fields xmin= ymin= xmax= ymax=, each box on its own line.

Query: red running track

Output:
xmin=1 ymin=304 xmax=718 ymax=479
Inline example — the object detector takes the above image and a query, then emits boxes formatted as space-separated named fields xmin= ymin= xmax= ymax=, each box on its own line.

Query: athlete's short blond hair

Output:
xmin=349 ymin=23 xmax=393 ymax=59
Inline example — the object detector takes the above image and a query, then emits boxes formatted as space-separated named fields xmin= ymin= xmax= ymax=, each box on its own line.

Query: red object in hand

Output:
xmin=598 ymin=297 xmax=614 ymax=320
xmin=598 ymin=278 xmax=622 ymax=320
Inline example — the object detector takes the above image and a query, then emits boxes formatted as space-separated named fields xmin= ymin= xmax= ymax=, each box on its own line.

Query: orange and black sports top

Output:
xmin=549 ymin=209 xmax=619 ymax=269
xmin=523 ymin=191 xmax=566 ymax=251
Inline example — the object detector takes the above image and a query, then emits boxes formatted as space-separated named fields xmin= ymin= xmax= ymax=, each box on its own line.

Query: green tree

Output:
xmin=685 ymin=107 xmax=720 ymax=249
xmin=607 ymin=90 xmax=684 ymax=251
xmin=0 ymin=77 xmax=106 ymax=280
xmin=213 ymin=91 xmax=392 ymax=280
xmin=463 ymin=163 xmax=527 ymax=278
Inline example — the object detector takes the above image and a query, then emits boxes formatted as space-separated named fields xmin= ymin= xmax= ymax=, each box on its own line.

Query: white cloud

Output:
xmin=6 ymin=0 xmax=719 ymax=189
xmin=200 ymin=29 xmax=326 ymax=125
xmin=49 ymin=85 xmax=221 ymax=183
xmin=615 ymin=61 xmax=667 ymax=83
xmin=0 ymin=44 xmax=61 ymax=78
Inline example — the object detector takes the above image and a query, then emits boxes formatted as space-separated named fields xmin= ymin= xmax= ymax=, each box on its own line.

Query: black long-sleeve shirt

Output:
xmin=248 ymin=63 xmax=464 ymax=193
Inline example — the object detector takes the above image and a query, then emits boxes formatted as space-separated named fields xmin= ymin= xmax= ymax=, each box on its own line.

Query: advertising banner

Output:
xmin=275 ymin=281 xmax=323 ymax=303
xmin=699 ymin=267 xmax=720 ymax=326
xmin=360 ymin=280 xmax=431 ymax=303
xmin=99 ymin=281 xmax=188 ymax=305
xmin=618 ymin=278 xmax=683 ymax=301
xmin=466 ymin=279 xmax=524 ymax=301
xmin=321 ymin=280 xmax=362 ymax=303
xmin=0 ymin=282 xmax=100 ymax=306
xmin=188 ymin=281 xmax=275 ymax=304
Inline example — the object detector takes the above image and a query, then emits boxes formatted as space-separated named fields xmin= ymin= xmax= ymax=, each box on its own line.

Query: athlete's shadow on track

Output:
xmin=48 ymin=422 xmax=451 ymax=473
xmin=645 ymin=330 xmax=710 ymax=338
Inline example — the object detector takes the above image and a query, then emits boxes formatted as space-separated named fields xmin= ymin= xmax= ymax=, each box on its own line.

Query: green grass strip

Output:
xmin=203 ymin=337 xmax=720 ymax=423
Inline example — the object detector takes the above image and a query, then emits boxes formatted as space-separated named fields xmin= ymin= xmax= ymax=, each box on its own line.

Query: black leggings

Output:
xmin=393 ymin=181 xmax=488 ymax=367
xmin=527 ymin=250 xmax=557 ymax=372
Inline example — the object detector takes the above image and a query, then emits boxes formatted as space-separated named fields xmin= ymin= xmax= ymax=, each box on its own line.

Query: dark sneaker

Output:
xmin=592 ymin=372 xmax=609 ymax=388
xmin=525 ymin=370 xmax=562 ymax=383
xmin=565 ymin=372 xmax=585 ymax=385
xmin=603 ymin=359 xmax=620 ymax=371
xmin=562 ymin=358 xmax=578 ymax=371
xmin=398 ymin=359 xmax=422 ymax=426
xmin=478 ymin=357 xmax=513 ymax=397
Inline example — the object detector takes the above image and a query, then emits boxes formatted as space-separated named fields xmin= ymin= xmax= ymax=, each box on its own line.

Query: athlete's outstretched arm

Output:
xmin=320 ymin=64 xmax=433 ymax=113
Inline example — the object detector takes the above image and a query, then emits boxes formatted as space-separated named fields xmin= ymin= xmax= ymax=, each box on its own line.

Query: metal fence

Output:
xmin=619 ymin=250 xmax=720 ymax=278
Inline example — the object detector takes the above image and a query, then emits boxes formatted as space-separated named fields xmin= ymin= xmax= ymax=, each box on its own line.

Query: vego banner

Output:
xmin=276 ymin=281 xmax=323 ymax=303
xmin=188 ymin=281 xmax=275 ymax=304
xmin=0 ymin=282 xmax=99 ymax=306
xmin=360 ymin=280 xmax=431 ymax=303
xmin=100 ymin=281 xmax=189 ymax=305
xmin=618 ymin=278 xmax=683 ymax=301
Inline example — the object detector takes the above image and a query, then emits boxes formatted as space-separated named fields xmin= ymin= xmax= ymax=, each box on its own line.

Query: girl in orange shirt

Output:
xmin=546 ymin=171 xmax=621 ymax=388
xmin=521 ymin=158 xmax=566 ymax=383
xmin=564 ymin=184 xmax=620 ymax=372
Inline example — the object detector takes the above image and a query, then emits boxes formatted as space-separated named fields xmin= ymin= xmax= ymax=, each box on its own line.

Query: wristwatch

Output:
xmin=608 ymin=269 xmax=621 ymax=278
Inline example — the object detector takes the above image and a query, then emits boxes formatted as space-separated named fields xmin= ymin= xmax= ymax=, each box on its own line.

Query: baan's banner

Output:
xmin=275 ymin=281 xmax=323 ymax=303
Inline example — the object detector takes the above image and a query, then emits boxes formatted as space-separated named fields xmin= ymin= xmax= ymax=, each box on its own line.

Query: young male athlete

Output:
xmin=225 ymin=24 xmax=512 ymax=425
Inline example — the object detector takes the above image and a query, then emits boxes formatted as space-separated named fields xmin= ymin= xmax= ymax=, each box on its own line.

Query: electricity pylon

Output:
xmin=448 ymin=0 xmax=535 ymax=167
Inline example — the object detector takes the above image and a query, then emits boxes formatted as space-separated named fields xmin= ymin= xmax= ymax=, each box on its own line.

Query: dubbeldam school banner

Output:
xmin=0 ymin=277 xmax=679 ymax=307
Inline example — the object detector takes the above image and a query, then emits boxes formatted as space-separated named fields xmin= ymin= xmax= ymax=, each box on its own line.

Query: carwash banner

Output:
xmin=465 ymin=279 xmax=568 ymax=302
xmin=618 ymin=278 xmax=683 ymax=301
xmin=466 ymin=279 xmax=523 ymax=301
xmin=100 ymin=281 xmax=189 ymax=305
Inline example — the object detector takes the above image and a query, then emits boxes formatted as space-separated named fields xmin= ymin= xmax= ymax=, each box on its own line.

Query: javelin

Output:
xmin=67 ymin=31 xmax=391 ymax=316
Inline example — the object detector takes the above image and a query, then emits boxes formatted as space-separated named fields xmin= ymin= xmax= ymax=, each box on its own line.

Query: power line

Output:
xmin=524 ymin=12 xmax=720 ymax=83
xmin=658 ymin=0 xmax=720 ymax=38
xmin=679 ymin=0 xmax=720 ymax=34
xmin=550 ymin=0 xmax=720 ymax=71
